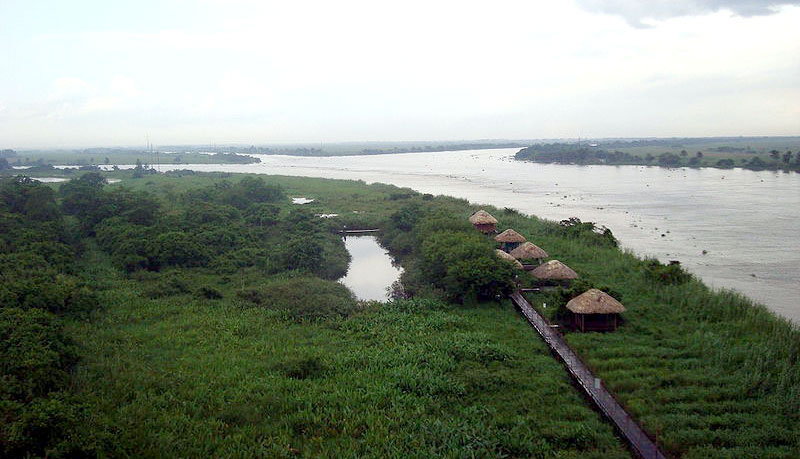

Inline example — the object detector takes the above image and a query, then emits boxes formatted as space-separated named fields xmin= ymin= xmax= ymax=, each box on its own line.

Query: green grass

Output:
xmin=64 ymin=256 xmax=628 ymax=457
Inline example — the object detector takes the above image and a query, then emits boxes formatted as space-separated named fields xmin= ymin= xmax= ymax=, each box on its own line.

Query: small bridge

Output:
xmin=337 ymin=228 xmax=381 ymax=235
xmin=509 ymin=291 xmax=667 ymax=459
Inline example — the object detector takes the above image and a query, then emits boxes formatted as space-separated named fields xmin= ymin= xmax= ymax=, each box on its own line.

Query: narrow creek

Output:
xmin=339 ymin=236 xmax=402 ymax=302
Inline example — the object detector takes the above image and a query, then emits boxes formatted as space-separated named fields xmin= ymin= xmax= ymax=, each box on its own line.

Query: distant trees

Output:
xmin=657 ymin=153 xmax=682 ymax=167
xmin=515 ymin=143 xmax=644 ymax=165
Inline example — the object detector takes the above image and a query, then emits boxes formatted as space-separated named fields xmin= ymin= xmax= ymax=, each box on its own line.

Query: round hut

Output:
xmin=565 ymin=289 xmax=625 ymax=332
xmin=510 ymin=241 xmax=548 ymax=266
xmin=495 ymin=229 xmax=526 ymax=252
xmin=530 ymin=260 xmax=578 ymax=286
xmin=495 ymin=249 xmax=524 ymax=269
xmin=469 ymin=210 xmax=498 ymax=234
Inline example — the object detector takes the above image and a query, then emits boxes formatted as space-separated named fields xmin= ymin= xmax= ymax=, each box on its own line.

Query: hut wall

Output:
xmin=474 ymin=223 xmax=496 ymax=233
xmin=572 ymin=313 xmax=619 ymax=332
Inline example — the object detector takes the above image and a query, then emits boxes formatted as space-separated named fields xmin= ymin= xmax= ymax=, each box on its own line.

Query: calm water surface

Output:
xmin=92 ymin=148 xmax=799 ymax=323
xmin=339 ymin=236 xmax=402 ymax=302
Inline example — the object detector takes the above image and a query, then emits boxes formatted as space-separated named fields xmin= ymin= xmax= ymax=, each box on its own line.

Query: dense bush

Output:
xmin=236 ymin=276 xmax=360 ymax=321
xmin=382 ymin=203 xmax=517 ymax=303
xmin=556 ymin=217 xmax=618 ymax=247
xmin=0 ymin=307 xmax=86 ymax=457
xmin=643 ymin=259 xmax=692 ymax=285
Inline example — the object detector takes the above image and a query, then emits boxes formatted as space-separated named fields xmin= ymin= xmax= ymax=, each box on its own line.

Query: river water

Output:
xmin=90 ymin=148 xmax=799 ymax=323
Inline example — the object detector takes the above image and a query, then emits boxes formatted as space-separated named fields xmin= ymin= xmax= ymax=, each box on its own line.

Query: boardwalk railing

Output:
xmin=509 ymin=291 xmax=667 ymax=459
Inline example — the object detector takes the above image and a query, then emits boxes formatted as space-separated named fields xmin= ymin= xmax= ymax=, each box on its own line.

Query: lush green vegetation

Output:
xmin=3 ymin=168 xmax=799 ymax=457
xmin=516 ymin=137 xmax=800 ymax=172
xmin=1 ymin=172 xmax=628 ymax=457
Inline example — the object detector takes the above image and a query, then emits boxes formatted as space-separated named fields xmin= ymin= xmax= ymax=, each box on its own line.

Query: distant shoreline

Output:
xmin=514 ymin=137 xmax=800 ymax=173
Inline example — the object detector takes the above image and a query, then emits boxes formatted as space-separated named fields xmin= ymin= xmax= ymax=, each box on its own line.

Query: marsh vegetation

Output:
xmin=2 ymin=170 xmax=799 ymax=457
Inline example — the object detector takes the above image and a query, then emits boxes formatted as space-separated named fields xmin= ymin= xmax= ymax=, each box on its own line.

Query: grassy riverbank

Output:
xmin=2 ymin=170 xmax=798 ymax=457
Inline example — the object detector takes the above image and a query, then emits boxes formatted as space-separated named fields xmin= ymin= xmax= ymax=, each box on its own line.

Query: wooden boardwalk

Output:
xmin=509 ymin=291 xmax=667 ymax=459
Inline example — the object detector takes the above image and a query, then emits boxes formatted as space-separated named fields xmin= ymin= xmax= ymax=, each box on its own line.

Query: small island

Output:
xmin=515 ymin=136 xmax=800 ymax=172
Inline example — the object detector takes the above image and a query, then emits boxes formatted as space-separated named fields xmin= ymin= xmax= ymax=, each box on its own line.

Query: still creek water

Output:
xmin=89 ymin=148 xmax=799 ymax=323
xmin=338 ymin=236 xmax=402 ymax=302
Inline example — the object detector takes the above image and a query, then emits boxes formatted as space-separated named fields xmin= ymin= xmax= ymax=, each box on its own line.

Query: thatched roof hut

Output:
xmin=469 ymin=210 xmax=498 ymax=233
xmin=530 ymin=260 xmax=578 ymax=280
xmin=495 ymin=229 xmax=526 ymax=243
xmin=495 ymin=249 xmax=524 ymax=269
xmin=495 ymin=228 xmax=526 ymax=252
xmin=566 ymin=289 xmax=625 ymax=332
xmin=510 ymin=242 xmax=548 ymax=260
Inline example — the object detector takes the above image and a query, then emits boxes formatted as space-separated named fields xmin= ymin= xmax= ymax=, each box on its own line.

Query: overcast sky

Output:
xmin=1 ymin=0 xmax=798 ymax=148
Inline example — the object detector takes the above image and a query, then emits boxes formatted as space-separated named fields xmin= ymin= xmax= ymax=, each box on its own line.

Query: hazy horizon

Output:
xmin=2 ymin=0 xmax=799 ymax=149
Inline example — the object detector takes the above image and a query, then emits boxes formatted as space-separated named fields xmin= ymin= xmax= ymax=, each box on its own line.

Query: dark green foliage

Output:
xmin=60 ymin=173 xmax=160 ymax=233
xmin=0 ymin=308 xmax=77 ymax=401
xmin=153 ymin=231 xmax=208 ymax=267
xmin=557 ymin=217 xmax=618 ymax=247
xmin=643 ymin=259 xmax=692 ymax=285
xmin=236 ymin=276 xmax=359 ymax=321
xmin=275 ymin=356 xmax=327 ymax=380
xmin=143 ymin=272 xmax=193 ymax=298
xmin=716 ymin=159 xmax=736 ymax=168
xmin=0 ymin=308 xmax=87 ymax=457
xmin=389 ymin=202 xmax=420 ymax=231
xmin=516 ymin=143 xmax=645 ymax=165
xmin=197 ymin=286 xmax=223 ymax=300
xmin=657 ymin=152 xmax=683 ymax=167
xmin=244 ymin=202 xmax=280 ymax=227
xmin=283 ymin=235 xmax=325 ymax=273
xmin=747 ymin=156 xmax=768 ymax=169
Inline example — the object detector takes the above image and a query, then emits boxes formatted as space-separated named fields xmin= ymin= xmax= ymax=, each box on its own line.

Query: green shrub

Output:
xmin=0 ymin=308 xmax=77 ymax=401
xmin=275 ymin=356 xmax=326 ymax=380
xmin=197 ymin=286 xmax=223 ymax=300
xmin=643 ymin=259 xmax=692 ymax=285
xmin=236 ymin=276 xmax=359 ymax=321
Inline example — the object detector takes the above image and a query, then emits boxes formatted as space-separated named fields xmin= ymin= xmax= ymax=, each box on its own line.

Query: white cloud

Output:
xmin=575 ymin=0 xmax=799 ymax=26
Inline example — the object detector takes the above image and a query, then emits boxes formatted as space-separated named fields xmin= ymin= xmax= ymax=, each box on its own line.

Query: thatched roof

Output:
xmin=495 ymin=229 xmax=526 ymax=243
xmin=530 ymin=260 xmax=578 ymax=280
xmin=495 ymin=249 xmax=524 ymax=269
xmin=566 ymin=289 xmax=626 ymax=314
xmin=510 ymin=242 xmax=548 ymax=260
xmin=469 ymin=210 xmax=497 ymax=225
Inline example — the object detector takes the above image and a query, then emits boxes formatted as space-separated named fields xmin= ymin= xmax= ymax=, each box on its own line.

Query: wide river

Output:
xmin=101 ymin=148 xmax=799 ymax=323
